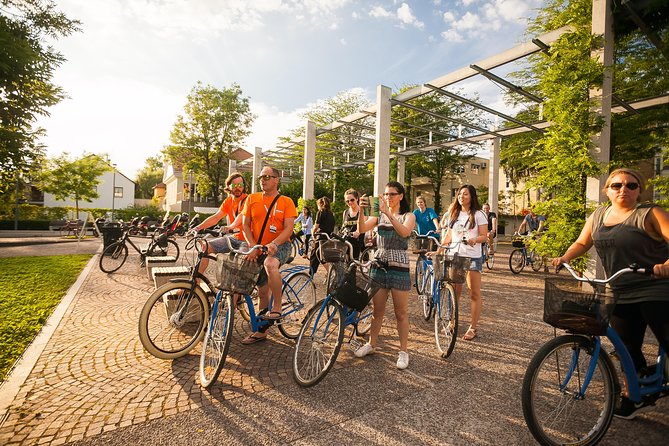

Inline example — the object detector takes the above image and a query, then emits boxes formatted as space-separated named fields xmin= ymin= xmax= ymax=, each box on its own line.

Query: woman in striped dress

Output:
xmin=354 ymin=181 xmax=416 ymax=370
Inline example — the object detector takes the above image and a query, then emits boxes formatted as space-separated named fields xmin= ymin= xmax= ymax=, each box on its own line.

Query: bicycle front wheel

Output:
xmin=292 ymin=299 xmax=344 ymax=387
xmin=522 ymin=335 xmax=618 ymax=446
xmin=434 ymin=283 xmax=458 ymax=358
xmin=279 ymin=272 xmax=316 ymax=339
xmin=148 ymin=239 xmax=180 ymax=261
xmin=421 ymin=271 xmax=434 ymax=321
xmin=509 ymin=249 xmax=525 ymax=274
xmin=485 ymin=252 xmax=494 ymax=270
xmin=99 ymin=242 xmax=128 ymax=273
xmin=415 ymin=257 xmax=427 ymax=294
xmin=138 ymin=280 xmax=209 ymax=359
xmin=199 ymin=292 xmax=234 ymax=388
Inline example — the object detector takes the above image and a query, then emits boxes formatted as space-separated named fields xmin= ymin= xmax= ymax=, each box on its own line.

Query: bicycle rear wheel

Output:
xmin=522 ymin=335 xmax=618 ymax=446
xmin=99 ymin=242 xmax=128 ymax=273
xmin=138 ymin=281 xmax=209 ymax=359
xmin=434 ymin=283 xmax=458 ymax=358
xmin=509 ymin=249 xmax=525 ymax=274
xmin=199 ymin=292 xmax=234 ymax=388
xmin=292 ymin=298 xmax=344 ymax=387
xmin=355 ymin=301 xmax=374 ymax=336
xmin=148 ymin=239 xmax=180 ymax=261
xmin=279 ymin=272 xmax=316 ymax=339
xmin=421 ymin=271 xmax=434 ymax=320
xmin=530 ymin=250 xmax=544 ymax=272
xmin=485 ymin=248 xmax=494 ymax=269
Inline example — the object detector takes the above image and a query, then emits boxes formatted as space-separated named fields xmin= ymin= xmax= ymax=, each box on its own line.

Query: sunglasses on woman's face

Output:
xmin=345 ymin=198 xmax=356 ymax=203
xmin=609 ymin=182 xmax=639 ymax=191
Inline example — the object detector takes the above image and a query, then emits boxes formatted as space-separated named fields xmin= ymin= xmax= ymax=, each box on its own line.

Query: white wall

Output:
xmin=43 ymin=170 xmax=135 ymax=210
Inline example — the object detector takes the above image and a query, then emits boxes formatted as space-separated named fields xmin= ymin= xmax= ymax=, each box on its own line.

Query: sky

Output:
xmin=36 ymin=0 xmax=543 ymax=179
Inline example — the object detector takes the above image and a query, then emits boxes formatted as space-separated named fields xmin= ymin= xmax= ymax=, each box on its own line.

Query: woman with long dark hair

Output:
xmin=438 ymin=184 xmax=488 ymax=341
xmin=310 ymin=197 xmax=335 ymax=275
xmin=354 ymin=181 xmax=416 ymax=370
xmin=341 ymin=188 xmax=366 ymax=259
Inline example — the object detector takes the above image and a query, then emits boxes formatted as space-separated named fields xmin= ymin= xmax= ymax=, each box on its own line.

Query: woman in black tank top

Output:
xmin=341 ymin=188 xmax=365 ymax=259
xmin=552 ymin=168 xmax=669 ymax=417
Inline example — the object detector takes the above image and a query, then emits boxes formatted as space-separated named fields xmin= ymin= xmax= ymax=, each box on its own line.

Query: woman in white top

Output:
xmin=294 ymin=206 xmax=313 ymax=258
xmin=438 ymin=184 xmax=488 ymax=341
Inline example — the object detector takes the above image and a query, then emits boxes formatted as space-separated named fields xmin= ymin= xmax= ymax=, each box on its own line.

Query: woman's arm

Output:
xmin=647 ymin=206 xmax=669 ymax=277
xmin=551 ymin=214 xmax=595 ymax=266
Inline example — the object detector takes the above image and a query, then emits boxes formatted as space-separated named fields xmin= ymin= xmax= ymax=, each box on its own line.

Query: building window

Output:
xmin=471 ymin=164 xmax=480 ymax=175
xmin=454 ymin=165 xmax=465 ymax=174
xmin=114 ymin=187 xmax=123 ymax=198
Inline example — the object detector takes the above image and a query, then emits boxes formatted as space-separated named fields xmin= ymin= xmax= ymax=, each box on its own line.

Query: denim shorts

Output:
xmin=208 ymin=235 xmax=245 ymax=253
xmin=466 ymin=255 xmax=483 ymax=273
xmin=257 ymin=241 xmax=292 ymax=286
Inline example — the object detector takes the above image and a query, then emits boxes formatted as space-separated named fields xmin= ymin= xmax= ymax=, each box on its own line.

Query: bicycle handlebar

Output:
xmin=558 ymin=262 xmax=651 ymax=284
xmin=316 ymin=233 xmax=378 ymax=270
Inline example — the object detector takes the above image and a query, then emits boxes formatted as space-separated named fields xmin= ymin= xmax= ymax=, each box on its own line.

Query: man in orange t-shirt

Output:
xmin=240 ymin=166 xmax=297 ymax=344
xmin=192 ymin=173 xmax=248 ymax=271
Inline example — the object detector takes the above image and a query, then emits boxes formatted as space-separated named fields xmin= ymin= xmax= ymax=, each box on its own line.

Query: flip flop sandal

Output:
xmin=462 ymin=326 xmax=477 ymax=341
xmin=241 ymin=333 xmax=267 ymax=345
xmin=261 ymin=311 xmax=283 ymax=321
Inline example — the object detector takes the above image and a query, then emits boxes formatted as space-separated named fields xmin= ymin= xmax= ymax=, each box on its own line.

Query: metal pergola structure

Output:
xmin=238 ymin=0 xmax=668 ymax=200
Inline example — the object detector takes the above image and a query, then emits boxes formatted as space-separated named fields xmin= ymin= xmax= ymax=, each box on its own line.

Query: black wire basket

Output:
xmin=319 ymin=239 xmax=349 ymax=263
xmin=331 ymin=263 xmax=379 ymax=312
xmin=215 ymin=253 xmax=261 ymax=295
xmin=511 ymin=235 xmax=525 ymax=248
xmin=543 ymin=277 xmax=615 ymax=335
xmin=433 ymin=253 xmax=471 ymax=284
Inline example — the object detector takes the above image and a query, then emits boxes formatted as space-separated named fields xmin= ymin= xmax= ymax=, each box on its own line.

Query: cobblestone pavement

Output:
xmin=1 ymin=241 xmax=667 ymax=445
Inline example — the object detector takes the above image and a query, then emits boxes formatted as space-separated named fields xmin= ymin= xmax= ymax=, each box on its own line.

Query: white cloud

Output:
xmin=441 ymin=0 xmax=539 ymax=42
xmin=246 ymin=102 xmax=303 ymax=151
xmin=397 ymin=3 xmax=424 ymax=29
xmin=369 ymin=2 xmax=424 ymax=29
xmin=340 ymin=38 xmax=347 ymax=45
xmin=369 ymin=5 xmax=393 ymax=19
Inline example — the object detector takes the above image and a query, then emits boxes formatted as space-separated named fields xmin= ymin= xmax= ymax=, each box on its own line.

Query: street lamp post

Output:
xmin=111 ymin=164 xmax=116 ymax=221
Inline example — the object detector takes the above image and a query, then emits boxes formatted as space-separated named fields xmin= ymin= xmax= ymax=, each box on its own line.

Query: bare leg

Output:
xmin=264 ymin=256 xmax=283 ymax=315
xmin=391 ymin=289 xmax=410 ymax=352
xmin=466 ymin=271 xmax=482 ymax=329
xmin=368 ymin=288 xmax=390 ymax=348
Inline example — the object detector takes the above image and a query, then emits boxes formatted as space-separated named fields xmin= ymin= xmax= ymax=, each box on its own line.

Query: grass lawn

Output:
xmin=0 ymin=254 xmax=92 ymax=382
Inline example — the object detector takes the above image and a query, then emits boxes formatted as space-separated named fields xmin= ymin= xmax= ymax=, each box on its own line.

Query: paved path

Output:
xmin=0 ymin=241 xmax=667 ymax=445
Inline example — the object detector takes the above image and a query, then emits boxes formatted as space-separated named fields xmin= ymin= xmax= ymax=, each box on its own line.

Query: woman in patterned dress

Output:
xmin=353 ymin=181 xmax=416 ymax=370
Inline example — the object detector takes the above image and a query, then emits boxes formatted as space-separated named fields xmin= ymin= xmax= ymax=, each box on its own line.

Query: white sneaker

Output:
xmin=354 ymin=342 xmax=375 ymax=358
xmin=396 ymin=351 xmax=409 ymax=369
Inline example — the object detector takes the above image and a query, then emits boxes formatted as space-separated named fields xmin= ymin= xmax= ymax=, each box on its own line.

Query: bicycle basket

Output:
xmin=319 ymin=239 xmax=348 ymax=263
xmin=332 ymin=264 xmax=376 ymax=312
xmin=156 ymin=233 xmax=169 ymax=248
xmin=511 ymin=235 xmax=525 ymax=248
xmin=543 ymin=278 xmax=615 ymax=335
xmin=215 ymin=253 xmax=262 ymax=295
xmin=433 ymin=253 xmax=470 ymax=284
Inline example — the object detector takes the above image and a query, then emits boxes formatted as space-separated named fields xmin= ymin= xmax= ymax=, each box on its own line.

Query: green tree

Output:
xmin=392 ymin=85 xmax=481 ymax=214
xmin=0 ymin=1 xmax=80 ymax=197
xmin=134 ymin=155 xmax=163 ymax=199
xmin=164 ymin=82 xmax=255 ymax=205
xmin=38 ymin=153 xmax=110 ymax=218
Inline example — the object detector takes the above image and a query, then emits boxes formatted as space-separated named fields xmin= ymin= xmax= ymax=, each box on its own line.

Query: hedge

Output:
xmin=0 ymin=220 xmax=51 ymax=230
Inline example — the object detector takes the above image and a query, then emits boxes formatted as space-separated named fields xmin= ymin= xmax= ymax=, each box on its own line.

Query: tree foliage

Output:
xmin=0 ymin=0 xmax=80 ymax=197
xmin=164 ymin=82 xmax=255 ymax=205
xmin=134 ymin=155 xmax=163 ymax=199
xmin=38 ymin=153 xmax=110 ymax=218
xmin=392 ymin=85 xmax=482 ymax=214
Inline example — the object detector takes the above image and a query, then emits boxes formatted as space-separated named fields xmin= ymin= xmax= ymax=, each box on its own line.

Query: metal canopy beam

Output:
xmin=424 ymin=83 xmax=545 ymax=133
xmin=469 ymin=64 xmax=544 ymax=103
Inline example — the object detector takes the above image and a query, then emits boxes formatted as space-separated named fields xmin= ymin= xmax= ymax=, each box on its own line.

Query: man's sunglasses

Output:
xmin=229 ymin=183 xmax=244 ymax=189
xmin=609 ymin=182 xmax=639 ymax=191
xmin=258 ymin=175 xmax=278 ymax=181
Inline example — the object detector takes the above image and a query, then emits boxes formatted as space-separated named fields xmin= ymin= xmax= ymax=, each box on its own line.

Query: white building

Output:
xmin=43 ymin=169 xmax=135 ymax=212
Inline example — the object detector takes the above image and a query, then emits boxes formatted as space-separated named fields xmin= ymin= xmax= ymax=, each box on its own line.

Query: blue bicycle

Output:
xmin=292 ymin=234 xmax=379 ymax=387
xmin=199 ymin=242 xmax=316 ymax=388
xmin=522 ymin=263 xmax=668 ymax=446
xmin=415 ymin=234 xmax=469 ymax=358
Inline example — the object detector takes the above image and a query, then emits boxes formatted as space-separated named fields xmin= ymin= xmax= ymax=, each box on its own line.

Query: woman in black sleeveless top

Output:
xmin=341 ymin=188 xmax=366 ymax=259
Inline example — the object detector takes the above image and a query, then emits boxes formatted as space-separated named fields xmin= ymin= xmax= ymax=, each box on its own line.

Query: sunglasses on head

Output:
xmin=609 ymin=182 xmax=639 ymax=191
xmin=258 ymin=174 xmax=277 ymax=181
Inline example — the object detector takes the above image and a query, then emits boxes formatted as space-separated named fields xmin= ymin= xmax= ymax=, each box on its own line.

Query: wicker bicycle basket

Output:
xmin=215 ymin=253 xmax=262 ymax=295
xmin=511 ymin=235 xmax=525 ymax=248
xmin=319 ymin=239 xmax=349 ymax=263
xmin=433 ymin=253 xmax=471 ymax=284
xmin=543 ymin=278 xmax=616 ymax=335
